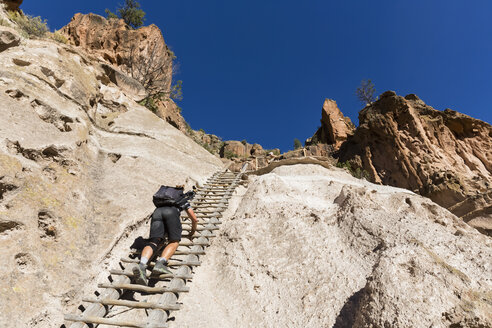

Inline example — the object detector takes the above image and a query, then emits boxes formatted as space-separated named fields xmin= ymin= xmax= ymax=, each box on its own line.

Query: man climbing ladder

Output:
xmin=133 ymin=185 xmax=198 ymax=286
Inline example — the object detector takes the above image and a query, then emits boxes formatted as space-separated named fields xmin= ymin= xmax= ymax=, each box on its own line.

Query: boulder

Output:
xmin=339 ymin=92 xmax=492 ymax=234
xmin=250 ymin=143 xmax=265 ymax=156
xmin=307 ymin=99 xmax=355 ymax=149
xmin=221 ymin=140 xmax=246 ymax=158
xmin=1 ymin=0 xmax=22 ymax=11
xmin=0 ymin=26 xmax=20 ymax=52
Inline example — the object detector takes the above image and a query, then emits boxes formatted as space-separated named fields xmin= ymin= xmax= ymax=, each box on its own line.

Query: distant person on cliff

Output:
xmin=133 ymin=185 xmax=198 ymax=286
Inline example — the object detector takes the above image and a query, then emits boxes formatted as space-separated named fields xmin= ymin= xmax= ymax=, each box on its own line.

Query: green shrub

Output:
xmin=336 ymin=161 xmax=370 ymax=180
xmin=241 ymin=139 xmax=247 ymax=145
xmin=167 ymin=48 xmax=176 ymax=60
xmin=224 ymin=150 xmax=238 ymax=159
xmin=184 ymin=122 xmax=193 ymax=135
xmin=200 ymin=142 xmax=215 ymax=155
xmin=8 ymin=11 xmax=49 ymax=38
xmin=105 ymin=9 xmax=118 ymax=20
xmin=170 ymin=80 xmax=183 ymax=101
xmin=106 ymin=0 xmax=145 ymax=29
xmin=50 ymin=30 xmax=67 ymax=44
xmin=139 ymin=97 xmax=158 ymax=112
xmin=294 ymin=138 xmax=302 ymax=150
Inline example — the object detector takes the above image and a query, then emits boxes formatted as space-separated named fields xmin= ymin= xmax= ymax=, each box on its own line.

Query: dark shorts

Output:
xmin=149 ymin=206 xmax=182 ymax=241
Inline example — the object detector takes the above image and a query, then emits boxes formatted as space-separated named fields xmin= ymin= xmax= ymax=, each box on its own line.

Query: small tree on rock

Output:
xmin=106 ymin=0 xmax=145 ymax=29
xmin=356 ymin=79 xmax=376 ymax=105
xmin=294 ymin=138 xmax=302 ymax=150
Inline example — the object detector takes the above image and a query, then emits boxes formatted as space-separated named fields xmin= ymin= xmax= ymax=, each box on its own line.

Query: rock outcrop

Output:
xmin=306 ymin=99 xmax=355 ymax=150
xmin=0 ymin=26 xmax=222 ymax=327
xmin=218 ymin=140 xmax=281 ymax=171
xmin=61 ymin=13 xmax=173 ymax=93
xmin=1 ymin=0 xmax=22 ymax=12
xmin=339 ymin=91 xmax=492 ymax=235
xmin=172 ymin=164 xmax=492 ymax=327
xmin=156 ymin=98 xmax=188 ymax=132
xmin=60 ymin=13 xmax=199 ymax=137
xmin=221 ymin=140 xmax=249 ymax=158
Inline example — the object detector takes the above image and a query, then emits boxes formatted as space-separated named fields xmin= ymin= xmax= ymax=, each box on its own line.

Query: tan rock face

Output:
xmin=339 ymin=91 xmax=492 ymax=234
xmin=222 ymin=140 xmax=247 ymax=158
xmin=0 ymin=35 xmax=222 ymax=327
xmin=156 ymin=98 xmax=188 ymax=133
xmin=172 ymin=164 xmax=492 ymax=327
xmin=1 ymin=0 xmax=22 ymax=11
xmin=308 ymin=99 xmax=355 ymax=149
xmin=60 ymin=13 xmax=173 ymax=94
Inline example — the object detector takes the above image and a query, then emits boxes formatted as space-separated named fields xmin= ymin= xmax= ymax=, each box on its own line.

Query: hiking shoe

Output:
xmin=132 ymin=263 xmax=148 ymax=286
xmin=152 ymin=259 xmax=172 ymax=276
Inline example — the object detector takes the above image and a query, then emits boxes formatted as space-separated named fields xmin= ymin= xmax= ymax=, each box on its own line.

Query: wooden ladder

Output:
xmin=64 ymin=165 xmax=247 ymax=328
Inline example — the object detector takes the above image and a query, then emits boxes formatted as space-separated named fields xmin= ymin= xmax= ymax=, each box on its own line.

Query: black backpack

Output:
xmin=152 ymin=186 xmax=184 ymax=208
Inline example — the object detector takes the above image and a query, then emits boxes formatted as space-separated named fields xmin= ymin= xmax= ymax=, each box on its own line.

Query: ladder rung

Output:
xmin=120 ymin=257 xmax=202 ymax=267
xmin=182 ymin=225 xmax=219 ymax=231
xmin=64 ymin=314 xmax=167 ymax=328
xmin=98 ymin=283 xmax=190 ymax=294
xmin=109 ymin=269 xmax=194 ymax=280
xmin=82 ymin=297 xmax=182 ymax=311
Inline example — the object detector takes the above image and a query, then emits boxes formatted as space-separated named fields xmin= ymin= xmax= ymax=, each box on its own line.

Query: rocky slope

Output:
xmin=173 ymin=164 xmax=492 ymax=327
xmin=0 ymin=17 xmax=222 ymax=327
xmin=338 ymin=91 xmax=492 ymax=235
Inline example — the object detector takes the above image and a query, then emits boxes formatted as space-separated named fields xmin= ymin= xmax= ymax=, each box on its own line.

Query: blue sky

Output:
xmin=21 ymin=1 xmax=492 ymax=152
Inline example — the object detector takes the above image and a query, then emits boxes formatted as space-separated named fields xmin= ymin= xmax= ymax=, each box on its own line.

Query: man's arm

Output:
xmin=186 ymin=208 xmax=198 ymax=238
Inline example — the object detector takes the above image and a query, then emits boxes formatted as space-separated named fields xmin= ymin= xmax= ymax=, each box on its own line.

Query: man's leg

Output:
xmin=160 ymin=241 xmax=179 ymax=260
xmin=133 ymin=209 xmax=165 ymax=286
xmin=152 ymin=241 xmax=179 ymax=275
xmin=133 ymin=237 xmax=161 ymax=285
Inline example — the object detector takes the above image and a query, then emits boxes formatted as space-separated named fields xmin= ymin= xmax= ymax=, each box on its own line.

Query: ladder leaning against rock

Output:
xmin=63 ymin=165 xmax=247 ymax=328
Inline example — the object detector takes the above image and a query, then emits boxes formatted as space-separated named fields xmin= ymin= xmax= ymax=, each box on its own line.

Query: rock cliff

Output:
xmin=307 ymin=99 xmax=355 ymax=150
xmin=61 ymin=13 xmax=173 ymax=94
xmin=0 ymin=19 xmax=222 ymax=326
xmin=59 ymin=13 xmax=193 ymax=133
xmin=338 ymin=91 xmax=492 ymax=235
xmin=173 ymin=164 xmax=492 ymax=327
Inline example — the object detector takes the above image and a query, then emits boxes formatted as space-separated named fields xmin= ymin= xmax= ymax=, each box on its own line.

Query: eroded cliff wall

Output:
xmin=0 ymin=27 xmax=222 ymax=326
xmin=338 ymin=92 xmax=492 ymax=235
